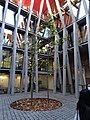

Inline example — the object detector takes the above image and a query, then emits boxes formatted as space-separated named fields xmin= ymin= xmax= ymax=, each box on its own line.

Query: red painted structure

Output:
xmin=10 ymin=0 xmax=72 ymax=27
xmin=10 ymin=0 xmax=66 ymax=13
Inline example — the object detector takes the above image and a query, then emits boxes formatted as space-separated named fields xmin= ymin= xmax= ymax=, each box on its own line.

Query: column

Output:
xmin=0 ymin=0 xmax=9 ymax=67
xmin=63 ymin=28 xmax=67 ymax=96
xmin=20 ymin=54 xmax=25 ymax=93
xmin=35 ymin=0 xmax=44 ymax=92
xmin=24 ymin=0 xmax=34 ymax=93
xmin=67 ymin=0 xmax=81 ymax=98
xmin=46 ymin=0 xmax=60 ymax=93
xmin=11 ymin=0 xmax=22 ymax=95
xmin=67 ymin=54 xmax=74 ymax=94
xmin=53 ymin=35 xmax=58 ymax=93
xmin=55 ymin=0 xmax=73 ymax=95
xmin=57 ymin=54 xmax=62 ymax=91
xmin=73 ymin=22 xmax=79 ymax=98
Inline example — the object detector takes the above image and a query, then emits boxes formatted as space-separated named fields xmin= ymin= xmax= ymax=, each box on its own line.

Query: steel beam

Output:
xmin=24 ymin=0 xmax=34 ymax=94
xmin=11 ymin=0 xmax=22 ymax=95
xmin=0 ymin=0 xmax=9 ymax=67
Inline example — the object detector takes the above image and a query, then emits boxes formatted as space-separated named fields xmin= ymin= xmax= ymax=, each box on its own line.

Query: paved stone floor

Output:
xmin=0 ymin=91 xmax=78 ymax=120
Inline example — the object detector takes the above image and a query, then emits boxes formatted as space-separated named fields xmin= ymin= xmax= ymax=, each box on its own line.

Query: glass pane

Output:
xmin=5 ymin=9 xmax=14 ymax=25
xmin=16 ymin=53 xmax=23 ymax=69
xmin=1 ymin=50 xmax=11 ymax=68
xmin=0 ymin=6 xmax=3 ymax=21
xmin=3 ymin=29 xmax=13 ymax=46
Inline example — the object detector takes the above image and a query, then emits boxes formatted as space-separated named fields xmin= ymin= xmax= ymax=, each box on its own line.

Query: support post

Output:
xmin=35 ymin=41 xmax=38 ymax=92
xmin=57 ymin=54 xmax=62 ymax=92
xmin=0 ymin=0 xmax=9 ymax=67
xmin=8 ymin=57 xmax=13 ymax=94
xmin=77 ymin=47 xmax=84 ymax=85
xmin=86 ymin=14 xmax=90 ymax=66
xmin=35 ymin=0 xmax=44 ymax=93
xmin=24 ymin=0 xmax=34 ymax=94
xmin=67 ymin=54 xmax=74 ymax=94
xmin=46 ymin=0 xmax=61 ymax=93
xmin=63 ymin=28 xmax=67 ymax=96
xmin=53 ymin=35 xmax=58 ymax=93
xmin=67 ymin=0 xmax=83 ymax=98
xmin=55 ymin=0 xmax=73 ymax=95
xmin=8 ymin=73 xmax=11 ymax=94
xmin=73 ymin=22 xmax=79 ymax=98
xmin=20 ymin=54 xmax=25 ymax=93
xmin=11 ymin=0 xmax=22 ymax=95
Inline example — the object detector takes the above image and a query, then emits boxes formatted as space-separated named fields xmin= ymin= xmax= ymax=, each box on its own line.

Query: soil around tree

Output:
xmin=10 ymin=98 xmax=62 ymax=111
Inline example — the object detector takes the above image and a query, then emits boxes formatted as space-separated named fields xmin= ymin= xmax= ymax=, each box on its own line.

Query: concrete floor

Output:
xmin=0 ymin=91 xmax=78 ymax=120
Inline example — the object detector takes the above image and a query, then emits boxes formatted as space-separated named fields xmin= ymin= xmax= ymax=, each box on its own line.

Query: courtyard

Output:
xmin=0 ymin=91 xmax=78 ymax=120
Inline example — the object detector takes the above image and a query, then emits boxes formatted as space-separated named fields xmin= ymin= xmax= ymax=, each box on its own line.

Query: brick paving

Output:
xmin=0 ymin=91 xmax=78 ymax=120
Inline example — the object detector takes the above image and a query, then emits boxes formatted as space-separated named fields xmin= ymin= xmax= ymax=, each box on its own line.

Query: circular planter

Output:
xmin=10 ymin=98 xmax=62 ymax=111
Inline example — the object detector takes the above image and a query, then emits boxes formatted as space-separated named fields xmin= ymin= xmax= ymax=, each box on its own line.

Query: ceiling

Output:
xmin=11 ymin=0 xmax=66 ymax=14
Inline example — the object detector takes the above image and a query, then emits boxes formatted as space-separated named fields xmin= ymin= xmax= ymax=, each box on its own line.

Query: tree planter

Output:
xmin=10 ymin=98 xmax=62 ymax=111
